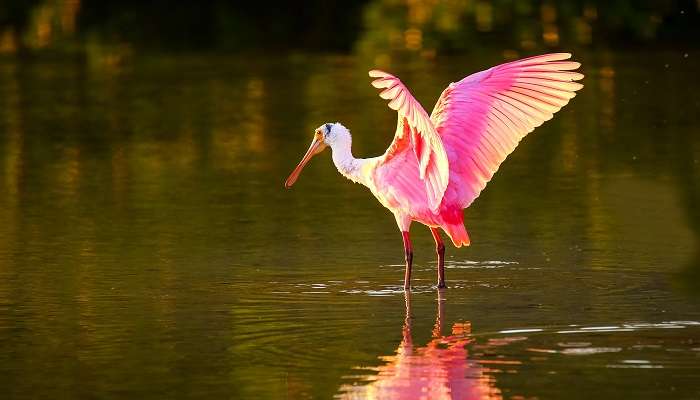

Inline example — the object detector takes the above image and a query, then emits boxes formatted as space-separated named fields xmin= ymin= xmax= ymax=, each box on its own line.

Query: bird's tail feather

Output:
xmin=443 ymin=223 xmax=470 ymax=248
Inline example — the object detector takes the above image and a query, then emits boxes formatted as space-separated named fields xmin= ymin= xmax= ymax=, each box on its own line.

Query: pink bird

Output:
xmin=285 ymin=53 xmax=583 ymax=289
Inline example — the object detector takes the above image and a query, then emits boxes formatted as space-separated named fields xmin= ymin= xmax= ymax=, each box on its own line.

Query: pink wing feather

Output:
xmin=369 ymin=70 xmax=450 ymax=212
xmin=431 ymin=53 xmax=583 ymax=208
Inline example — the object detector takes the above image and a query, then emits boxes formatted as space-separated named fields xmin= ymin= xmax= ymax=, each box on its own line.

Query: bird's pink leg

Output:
xmin=430 ymin=227 xmax=446 ymax=288
xmin=401 ymin=231 xmax=413 ymax=290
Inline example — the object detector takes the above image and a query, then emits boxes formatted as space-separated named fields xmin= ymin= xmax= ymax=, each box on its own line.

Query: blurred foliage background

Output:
xmin=0 ymin=0 xmax=698 ymax=59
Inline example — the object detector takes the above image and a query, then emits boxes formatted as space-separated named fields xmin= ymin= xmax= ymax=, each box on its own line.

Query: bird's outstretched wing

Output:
xmin=369 ymin=70 xmax=450 ymax=213
xmin=430 ymin=53 xmax=583 ymax=208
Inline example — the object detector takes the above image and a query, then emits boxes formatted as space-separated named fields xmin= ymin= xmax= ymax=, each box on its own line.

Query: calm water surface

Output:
xmin=0 ymin=51 xmax=698 ymax=399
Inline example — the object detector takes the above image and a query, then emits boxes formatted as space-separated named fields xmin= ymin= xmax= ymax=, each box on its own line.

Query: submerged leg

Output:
xmin=430 ymin=227 xmax=446 ymax=288
xmin=401 ymin=231 xmax=413 ymax=290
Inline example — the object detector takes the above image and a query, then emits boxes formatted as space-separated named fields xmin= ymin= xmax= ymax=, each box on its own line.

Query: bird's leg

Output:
xmin=401 ymin=231 xmax=413 ymax=290
xmin=430 ymin=227 xmax=446 ymax=288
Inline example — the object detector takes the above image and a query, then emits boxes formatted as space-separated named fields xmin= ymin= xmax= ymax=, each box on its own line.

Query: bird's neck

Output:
xmin=329 ymin=136 xmax=365 ymax=185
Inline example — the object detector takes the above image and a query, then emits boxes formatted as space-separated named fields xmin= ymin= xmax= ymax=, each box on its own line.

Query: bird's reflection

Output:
xmin=338 ymin=290 xmax=502 ymax=399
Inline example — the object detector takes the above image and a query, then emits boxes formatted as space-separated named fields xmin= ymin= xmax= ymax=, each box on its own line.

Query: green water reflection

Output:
xmin=0 ymin=51 xmax=698 ymax=399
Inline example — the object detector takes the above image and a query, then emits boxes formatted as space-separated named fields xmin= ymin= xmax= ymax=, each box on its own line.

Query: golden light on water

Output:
xmin=584 ymin=4 xmax=598 ymax=20
xmin=541 ymin=4 xmax=559 ymax=46
xmin=31 ymin=4 xmax=53 ymax=48
xmin=0 ymin=28 xmax=17 ymax=53
xmin=404 ymin=27 xmax=423 ymax=50
xmin=21 ymin=0 xmax=82 ymax=49
xmin=355 ymin=0 xmax=691 ymax=59
xmin=61 ymin=0 xmax=80 ymax=34
xmin=543 ymin=25 xmax=559 ymax=46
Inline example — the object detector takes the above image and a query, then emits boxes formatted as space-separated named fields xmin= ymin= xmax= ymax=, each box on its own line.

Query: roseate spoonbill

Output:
xmin=285 ymin=53 xmax=583 ymax=289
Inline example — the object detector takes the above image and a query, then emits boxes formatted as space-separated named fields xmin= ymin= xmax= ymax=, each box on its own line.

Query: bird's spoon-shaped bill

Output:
xmin=284 ymin=136 xmax=327 ymax=188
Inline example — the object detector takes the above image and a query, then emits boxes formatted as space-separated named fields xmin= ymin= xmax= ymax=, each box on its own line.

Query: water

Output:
xmin=0 ymin=50 xmax=698 ymax=399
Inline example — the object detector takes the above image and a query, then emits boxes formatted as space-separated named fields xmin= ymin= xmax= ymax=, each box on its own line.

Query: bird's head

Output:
xmin=285 ymin=122 xmax=347 ymax=188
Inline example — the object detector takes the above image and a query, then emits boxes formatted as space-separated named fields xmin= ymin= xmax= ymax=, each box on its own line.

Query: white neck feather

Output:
xmin=326 ymin=126 xmax=366 ymax=185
